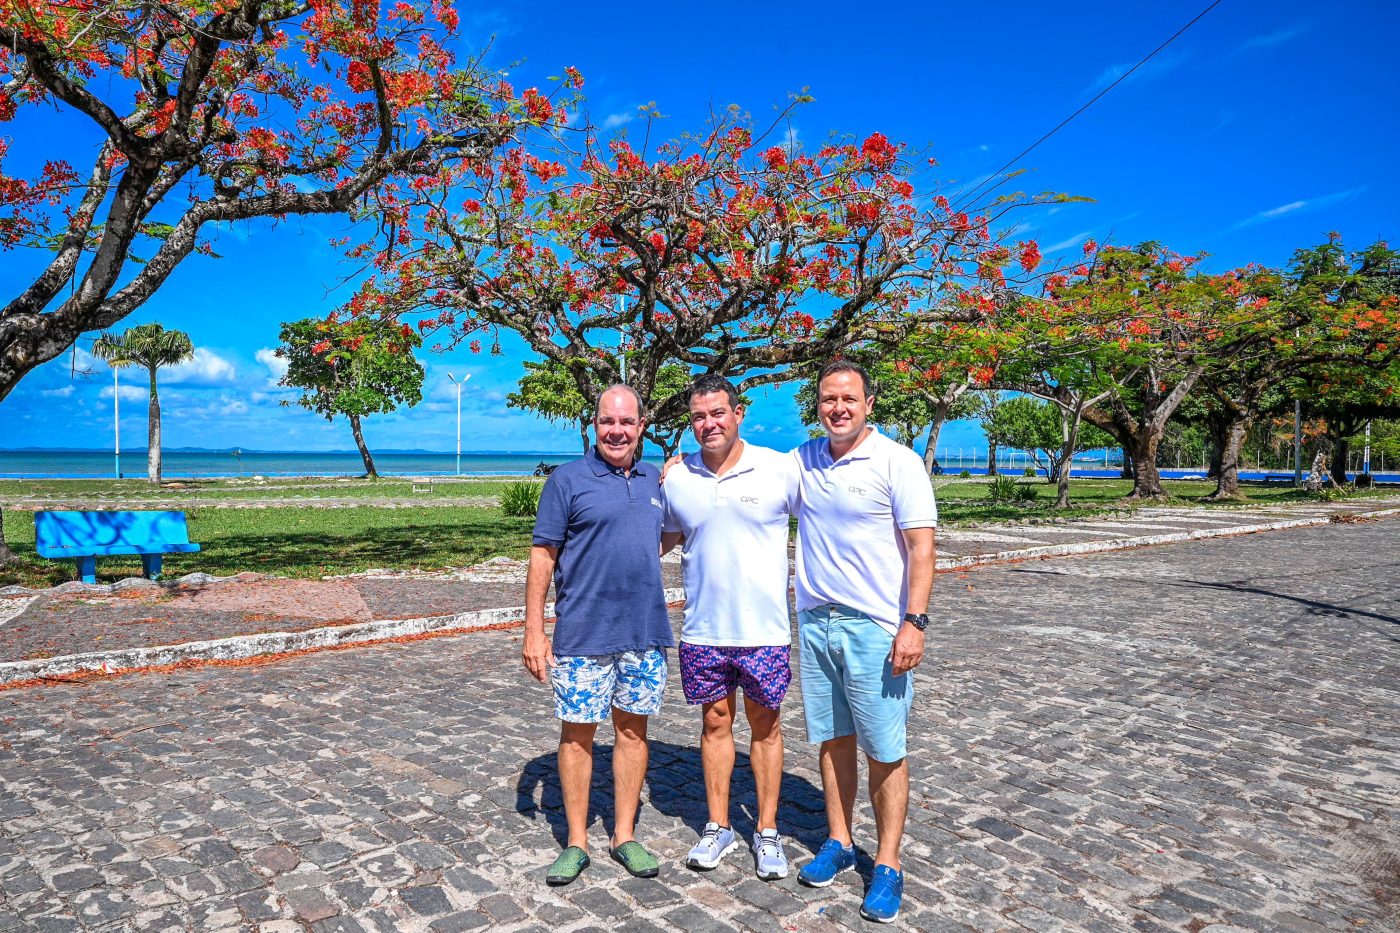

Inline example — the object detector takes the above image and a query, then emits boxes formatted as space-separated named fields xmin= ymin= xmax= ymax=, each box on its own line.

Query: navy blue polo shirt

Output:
xmin=532 ymin=448 xmax=673 ymax=656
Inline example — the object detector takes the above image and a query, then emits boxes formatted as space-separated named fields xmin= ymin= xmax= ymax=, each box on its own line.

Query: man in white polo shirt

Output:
xmin=793 ymin=360 xmax=937 ymax=924
xmin=661 ymin=374 xmax=800 ymax=880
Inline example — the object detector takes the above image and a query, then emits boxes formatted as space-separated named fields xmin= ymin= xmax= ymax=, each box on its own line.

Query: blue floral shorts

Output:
xmin=550 ymin=648 xmax=668 ymax=723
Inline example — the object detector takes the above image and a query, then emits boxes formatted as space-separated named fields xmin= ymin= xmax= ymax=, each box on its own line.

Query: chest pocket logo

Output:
xmin=739 ymin=495 xmax=759 ymax=505
xmin=847 ymin=485 xmax=867 ymax=497
xmin=650 ymin=497 xmax=663 ymax=508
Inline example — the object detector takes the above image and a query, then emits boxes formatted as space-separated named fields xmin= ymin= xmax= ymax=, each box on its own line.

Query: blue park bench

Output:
xmin=34 ymin=510 xmax=201 ymax=584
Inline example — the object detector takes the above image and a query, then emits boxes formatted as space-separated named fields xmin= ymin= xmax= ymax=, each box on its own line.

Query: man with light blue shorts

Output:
xmin=793 ymin=361 xmax=937 ymax=923
xmin=522 ymin=385 xmax=674 ymax=886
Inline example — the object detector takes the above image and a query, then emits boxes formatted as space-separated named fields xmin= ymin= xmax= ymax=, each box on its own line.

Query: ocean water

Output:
xmin=0 ymin=450 xmax=582 ymax=478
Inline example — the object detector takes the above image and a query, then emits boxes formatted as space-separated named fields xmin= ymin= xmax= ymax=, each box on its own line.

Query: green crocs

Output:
xmin=610 ymin=840 xmax=660 ymax=878
xmin=545 ymin=846 xmax=591 ymax=886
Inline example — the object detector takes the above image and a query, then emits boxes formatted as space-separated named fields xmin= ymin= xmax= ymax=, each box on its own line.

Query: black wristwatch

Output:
xmin=902 ymin=612 xmax=930 ymax=631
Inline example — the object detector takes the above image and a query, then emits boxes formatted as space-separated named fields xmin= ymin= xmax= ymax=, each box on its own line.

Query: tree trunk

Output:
xmin=578 ymin=418 xmax=590 ymax=454
xmin=1120 ymin=447 xmax=1133 ymax=480
xmin=350 ymin=414 xmax=378 ymax=478
xmin=1126 ymin=432 xmax=1167 ymax=499
xmin=1330 ymin=435 xmax=1352 ymax=487
xmin=1207 ymin=415 xmax=1251 ymax=501
xmin=0 ymin=507 xmax=16 ymax=568
xmin=1055 ymin=406 xmax=1081 ymax=509
xmin=145 ymin=365 xmax=163 ymax=484
xmin=1205 ymin=416 xmax=1227 ymax=481
xmin=922 ymin=401 xmax=952 ymax=475
xmin=986 ymin=438 xmax=998 ymax=476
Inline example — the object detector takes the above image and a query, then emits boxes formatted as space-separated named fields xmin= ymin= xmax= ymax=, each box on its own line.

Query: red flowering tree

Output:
xmin=1037 ymin=241 xmax=1261 ymax=500
xmin=347 ymin=103 xmax=1072 ymax=421
xmin=0 ymin=0 xmax=563 ymax=404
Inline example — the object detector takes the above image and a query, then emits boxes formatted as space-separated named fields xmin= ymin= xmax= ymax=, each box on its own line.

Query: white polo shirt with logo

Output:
xmin=662 ymin=442 xmax=800 ymax=647
xmin=794 ymin=428 xmax=938 ymax=635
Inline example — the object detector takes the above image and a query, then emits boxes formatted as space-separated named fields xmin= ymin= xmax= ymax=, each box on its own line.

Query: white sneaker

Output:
xmin=686 ymin=822 xmax=738 ymax=869
xmin=752 ymin=828 xmax=789 ymax=880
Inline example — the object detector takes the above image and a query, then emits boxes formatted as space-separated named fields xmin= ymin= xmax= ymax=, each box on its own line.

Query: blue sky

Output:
xmin=2 ymin=0 xmax=1396 ymax=455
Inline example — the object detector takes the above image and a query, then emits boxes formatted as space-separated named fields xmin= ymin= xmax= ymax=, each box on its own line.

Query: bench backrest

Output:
xmin=35 ymin=511 xmax=193 ymax=550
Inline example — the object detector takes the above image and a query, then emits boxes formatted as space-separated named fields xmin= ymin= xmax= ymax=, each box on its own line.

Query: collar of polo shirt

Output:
xmin=588 ymin=445 xmax=639 ymax=476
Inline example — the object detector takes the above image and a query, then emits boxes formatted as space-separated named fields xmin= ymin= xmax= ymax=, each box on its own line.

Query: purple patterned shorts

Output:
xmin=678 ymin=642 xmax=792 ymax=710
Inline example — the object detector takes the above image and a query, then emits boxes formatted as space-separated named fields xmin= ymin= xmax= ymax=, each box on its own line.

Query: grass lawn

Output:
xmin=0 ymin=505 xmax=537 ymax=589
xmin=0 ymin=476 xmax=533 ymax=502
xmin=2 ymin=475 xmax=1394 ymax=588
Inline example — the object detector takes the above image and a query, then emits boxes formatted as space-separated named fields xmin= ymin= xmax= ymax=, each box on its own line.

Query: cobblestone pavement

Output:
xmin=1 ymin=521 xmax=1397 ymax=932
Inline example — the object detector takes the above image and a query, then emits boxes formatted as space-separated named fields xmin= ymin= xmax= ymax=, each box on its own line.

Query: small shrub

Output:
xmin=1023 ymin=466 xmax=1036 ymax=477
xmin=958 ymin=469 xmax=972 ymax=478
xmin=1015 ymin=483 xmax=1039 ymax=502
xmin=986 ymin=475 xmax=1020 ymax=502
xmin=501 ymin=481 xmax=543 ymax=517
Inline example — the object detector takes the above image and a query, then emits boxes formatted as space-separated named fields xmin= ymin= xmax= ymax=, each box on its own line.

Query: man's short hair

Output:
xmin=595 ymin=383 xmax=646 ymax=421
xmin=687 ymin=374 xmax=740 ymax=409
xmin=818 ymin=360 xmax=875 ymax=399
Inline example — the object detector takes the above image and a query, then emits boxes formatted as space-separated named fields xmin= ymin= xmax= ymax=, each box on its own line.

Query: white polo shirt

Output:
xmin=662 ymin=442 xmax=800 ymax=646
xmin=794 ymin=428 xmax=938 ymax=634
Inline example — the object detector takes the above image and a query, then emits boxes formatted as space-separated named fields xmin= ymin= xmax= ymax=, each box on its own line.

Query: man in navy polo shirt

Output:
xmin=522 ymin=384 xmax=673 ymax=887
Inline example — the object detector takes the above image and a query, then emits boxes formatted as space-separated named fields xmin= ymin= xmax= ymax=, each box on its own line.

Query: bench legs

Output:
xmin=141 ymin=554 xmax=164 ymax=581
xmin=75 ymin=556 xmax=97 ymax=585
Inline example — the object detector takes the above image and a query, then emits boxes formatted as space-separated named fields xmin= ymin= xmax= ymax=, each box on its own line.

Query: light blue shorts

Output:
xmin=798 ymin=604 xmax=912 ymax=762
xmin=550 ymin=648 xmax=668 ymax=723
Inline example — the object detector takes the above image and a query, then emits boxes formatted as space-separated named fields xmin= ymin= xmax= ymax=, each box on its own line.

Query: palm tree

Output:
xmin=92 ymin=323 xmax=195 ymax=484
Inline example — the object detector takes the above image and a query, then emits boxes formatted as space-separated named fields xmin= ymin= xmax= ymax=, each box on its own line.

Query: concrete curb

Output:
xmin=936 ymin=505 xmax=1400 ymax=571
xmin=0 ymin=588 xmax=687 ymax=688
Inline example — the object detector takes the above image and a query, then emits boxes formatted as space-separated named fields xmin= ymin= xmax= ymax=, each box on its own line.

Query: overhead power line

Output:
xmin=953 ymin=0 xmax=1224 ymax=211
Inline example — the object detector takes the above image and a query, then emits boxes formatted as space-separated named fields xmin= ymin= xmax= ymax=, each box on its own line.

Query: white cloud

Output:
xmin=100 ymin=384 xmax=148 ymax=403
xmin=1084 ymin=51 xmax=1189 ymax=95
xmin=41 ymin=385 xmax=76 ymax=398
xmin=782 ymin=125 xmax=801 ymax=153
xmin=1238 ymin=25 xmax=1307 ymax=53
xmin=256 ymin=347 xmax=289 ymax=383
xmin=1228 ymin=187 xmax=1366 ymax=231
xmin=166 ymin=348 xmax=238 ymax=386
xmin=601 ymin=111 xmax=633 ymax=129
xmin=1044 ymin=231 xmax=1093 ymax=254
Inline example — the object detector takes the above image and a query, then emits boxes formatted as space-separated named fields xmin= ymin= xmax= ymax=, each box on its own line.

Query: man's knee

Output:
xmin=560 ymin=721 xmax=598 ymax=749
xmin=702 ymin=698 xmax=735 ymax=736
xmin=612 ymin=708 xmax=650 ymax=743
xmin=744 ymin=701 xmax=781 ymax=741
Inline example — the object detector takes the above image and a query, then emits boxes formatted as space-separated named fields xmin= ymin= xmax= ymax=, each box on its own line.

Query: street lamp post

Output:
xmin=112 ymin=364 xmax=121 ymax=479
xmin=447 ymin=373 xmax=470 ymax=475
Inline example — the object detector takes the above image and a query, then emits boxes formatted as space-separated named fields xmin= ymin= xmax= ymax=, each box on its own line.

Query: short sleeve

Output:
xmin=781 ymin=453 xmax=802 ymax=515
xmin=661 ymin=483 xmax=681 ymax=533
xmin=532 ymin=472 xmax=570 ymax=546
xmin=889 ymin=448 xmax=937 ymax=529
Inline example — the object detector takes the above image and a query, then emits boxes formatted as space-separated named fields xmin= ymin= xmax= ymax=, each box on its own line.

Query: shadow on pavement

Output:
xmin=514 ymin=737 xmax=829 ymax=854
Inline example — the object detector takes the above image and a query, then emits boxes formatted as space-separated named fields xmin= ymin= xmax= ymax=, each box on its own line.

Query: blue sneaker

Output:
xmin=860 ymin=864 xmax=904 ymax=923
xmin=797 ymin=838 xmax=856 ymax=887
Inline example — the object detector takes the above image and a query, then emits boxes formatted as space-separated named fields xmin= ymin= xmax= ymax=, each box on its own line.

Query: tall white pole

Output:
xmin=618 ymin=295 xmax=627 ymax=383
xmin=1364 ymin=421 xmax=1371 ymax=476
xmin=113 ymin=365 xmax=121 ymax=479
xmin=448 ymin=373 xmax=470 ymax=475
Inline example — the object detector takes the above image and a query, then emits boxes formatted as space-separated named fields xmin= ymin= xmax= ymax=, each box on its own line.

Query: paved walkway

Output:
xmin=1 ymin=520 xmax=1397 ymax=931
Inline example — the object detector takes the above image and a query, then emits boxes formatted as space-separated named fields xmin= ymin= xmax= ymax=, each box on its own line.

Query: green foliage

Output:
xmin=959 ymin=470 xmax=971 ymax=478
xmin=500 ymin=481 xmax=543 ymax=517
xmin=277 ymin=317 xmax=425 ymax=421
xmin=1016 ymin=483 xmax=1039 ymax=501
xmin=986 ymin=475 xmax=1020 ymax=502
xmin=1023 ymin=466 xmax=1037 ymax=477
xmin=92 ymin=322 xmax=195 ymax=373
